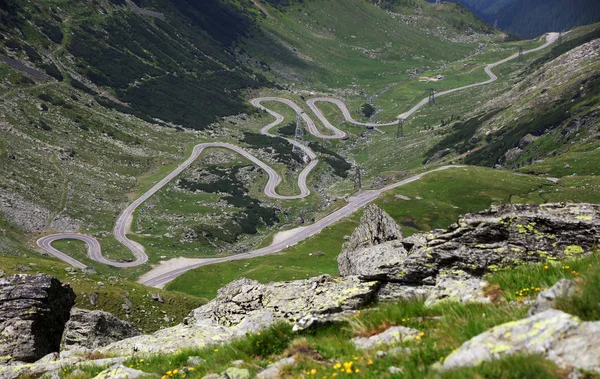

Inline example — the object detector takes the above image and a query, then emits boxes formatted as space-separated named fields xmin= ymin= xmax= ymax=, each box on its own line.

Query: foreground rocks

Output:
xmin=62 ymin=308 xmax=142 ymax=349
xmin=340 ymin=203 xmax=599 ymax=303
xmin=99 ymin=275 xmax=378 ymax=355
xmin=440 ymin=309 xmax=600 ymax=373
xmin=0 ymin=274 xmax=75 ymax=363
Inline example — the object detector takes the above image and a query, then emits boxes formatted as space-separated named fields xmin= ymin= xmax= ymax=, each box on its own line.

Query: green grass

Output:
xmin=166 ymin=214 xmax=360 ymax=299
xmin=168 ymin=166 xmax=600 ymax=300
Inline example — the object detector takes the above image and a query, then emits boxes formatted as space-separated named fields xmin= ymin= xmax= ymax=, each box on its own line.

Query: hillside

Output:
xmin=0 ymin=0 xmax=506 ymax=327
xmin=455 ymin=0 xmax=600 ymax=38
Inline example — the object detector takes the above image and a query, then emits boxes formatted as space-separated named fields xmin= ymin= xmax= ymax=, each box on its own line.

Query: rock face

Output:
xmin=440 ymin=309 xmax=600 ymax=374
xmin=100 ymin=275 xmax=378 ymax=355
xmin=62 ymin=308 xmax=142 ymax=349
xmin=0 ymin=274 xmax=75 ymax=363
xmin=340 ymin=203 xmax=599 ymax=286
xmin=338 ymin=204 xmax=404 ymax=278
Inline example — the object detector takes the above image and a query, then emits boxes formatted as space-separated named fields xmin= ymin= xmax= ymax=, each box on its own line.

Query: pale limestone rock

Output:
xmin=353 ymin=326 xmax=421 ymax=349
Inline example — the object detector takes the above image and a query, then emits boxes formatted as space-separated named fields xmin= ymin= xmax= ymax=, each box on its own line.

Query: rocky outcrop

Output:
xmin=340 ymin=203 xmax=599 ymax=288
xmin=338 ymin=204 xmax=404 ymax=277
xmin=99 ymin=275 xmax=378 ymax=355
xmin=440 ymin=309 xmax=600 ymax=374
xmin=0 ymin=274 xmax=75 ymax=363
xmin=62 ymin=308 xmax=141 ymax=350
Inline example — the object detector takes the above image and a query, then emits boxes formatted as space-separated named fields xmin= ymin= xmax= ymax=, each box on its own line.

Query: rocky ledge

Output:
xmin=0 ymin=274 xmax=75 ymax=363
xmin=339 ymin=202 xmax=599 ymax=304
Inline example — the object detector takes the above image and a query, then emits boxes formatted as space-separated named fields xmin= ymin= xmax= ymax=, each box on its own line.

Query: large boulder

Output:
xmin=62 ymin=308 xmax=141 ymax=349
xmin=186 ymin=275 xmax=378 ymax=329
xmin=338 ymin=204 xmax=405 ymax=278
xmin=340 ymin=203 xmax=600 ymax=285
xmin=100 ymin=275 xmax=378 ymax=356
xmin=440 ymin=309 xmax=600 ymax=374
xmin=0 ymin=274 xmax=75 ymax=363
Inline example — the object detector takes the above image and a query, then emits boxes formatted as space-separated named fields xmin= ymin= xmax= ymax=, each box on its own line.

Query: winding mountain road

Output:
xmin=37 ymin=33 xmax=558 ymax=285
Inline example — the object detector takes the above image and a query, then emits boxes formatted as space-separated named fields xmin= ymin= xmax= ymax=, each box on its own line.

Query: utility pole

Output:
xmin=429 ymin=88 xmax=435 ymax=106
xmin=558 ymin=30 xmax=564 ymax=44
xmin=292 ymin=112 xmax=307 ymax=162
xmin=354 ymin=166 xmax=362 ymax=191
xmin=518 ymin=46 xmax=523 ymax=61
xmin=396 ymin=118 xmax=404 ymax=139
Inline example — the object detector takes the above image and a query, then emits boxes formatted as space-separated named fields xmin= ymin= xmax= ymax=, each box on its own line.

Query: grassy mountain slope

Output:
xmin=456 ymin=0 xmax=600 ymax=38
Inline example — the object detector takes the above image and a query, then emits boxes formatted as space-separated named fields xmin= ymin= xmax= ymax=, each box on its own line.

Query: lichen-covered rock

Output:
xmin=440 ymin=309 xmax=600 ymax=373
xmin=256 ymin=356 xmax=296 ymax=379
xmin=352 ymin=326 xmax=421 ymax=350
xmin=0 ymin=274 xmax=75 ymax=363
xmin=527 ymin=279 xmax=577 ymax=316
xmin=93 ymin=364 xmax=154 ymax=379
xmin=338 ymin=204 xmax=404 ymax=277
xmin=186 ymin=275 xmax=378 ymax=330
xmin=62 ymin=308 xmax=141 ymax=349
xmin=341 ymin=203 xmax=600 ymax=285
xmin=424 ymin=271 xmax=489 ymax=306
xmin=221 ymin=367 xmax=250 ymax=379
xmin=100 ymin=275 xmax=378 ymax=356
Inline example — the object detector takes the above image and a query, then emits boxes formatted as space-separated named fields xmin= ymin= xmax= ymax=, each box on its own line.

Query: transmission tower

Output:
xmin=292 ymin=113 xmax=308 ymax=162
xmin=354 ymin=166 xmax=362 ymax=191
xmin=518 ymin=46 xmax=523 ymax=61
xmin=396 ymin=118 xmax=404 ymax=139
xmin=558 ymin=30 xmax=564 ymax=44
xmin=429 ymin=88 xmax=435 ymax=106
xmin=493 ymin=19 xmax=498 ymax=29
xmin=435 ymin=0 xmax=441 ymax=4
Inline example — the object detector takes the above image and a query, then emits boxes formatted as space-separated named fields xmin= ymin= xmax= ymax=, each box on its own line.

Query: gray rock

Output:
xmin=353 ymin=326 xmax=421 ymax=349
xmin=0 ymin=269 xmax=4 ymax=278
xmin=376 ymin=282 xmax=431 ymax=302
xmin=424 ymin=271 xmax=489 ymax=306
xmin=186 ymin=275 xmax=378 ymax=332
xmin=440 ymin=309 xmax=600 ymax=373
xmin=222 ymin=367 xmax=250 ymax=379
xmin=100 ymin=275 xmax=378 ymax=356
xmin=62 ymin=308 xmax=141 ymax=349
xmin=202 ymin=375 xmax=221 ymax=379
xmin=93 ymin=364 xmax=154 ymax=379
xmin=376 ymin=350 xmax=387 ymax=358
xmin=151 ymin=293 xmax=164 ymax=303
xmin=338 ymin=204 xmax=403 ymax=277
xmin=518 ymin=133 xmax=536 ymax=149
xmin=342 ymin=203 xmax=600 ymax=285
xmin=528 ymin=279 xmax=577 ymax=316
xmin=188 ymin=356 xmax=206 ymax=367
xmin=0 ymin=274 xmax=75 ymax=363
xmin=231 ymin=360 xmax=244 ymax=367
xmin=256 ymin=356 xmax=296 ymax=379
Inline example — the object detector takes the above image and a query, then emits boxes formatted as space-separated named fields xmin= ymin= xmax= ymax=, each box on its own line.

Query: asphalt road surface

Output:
xmin=37 ymin=33 xmax=558 ymax=282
